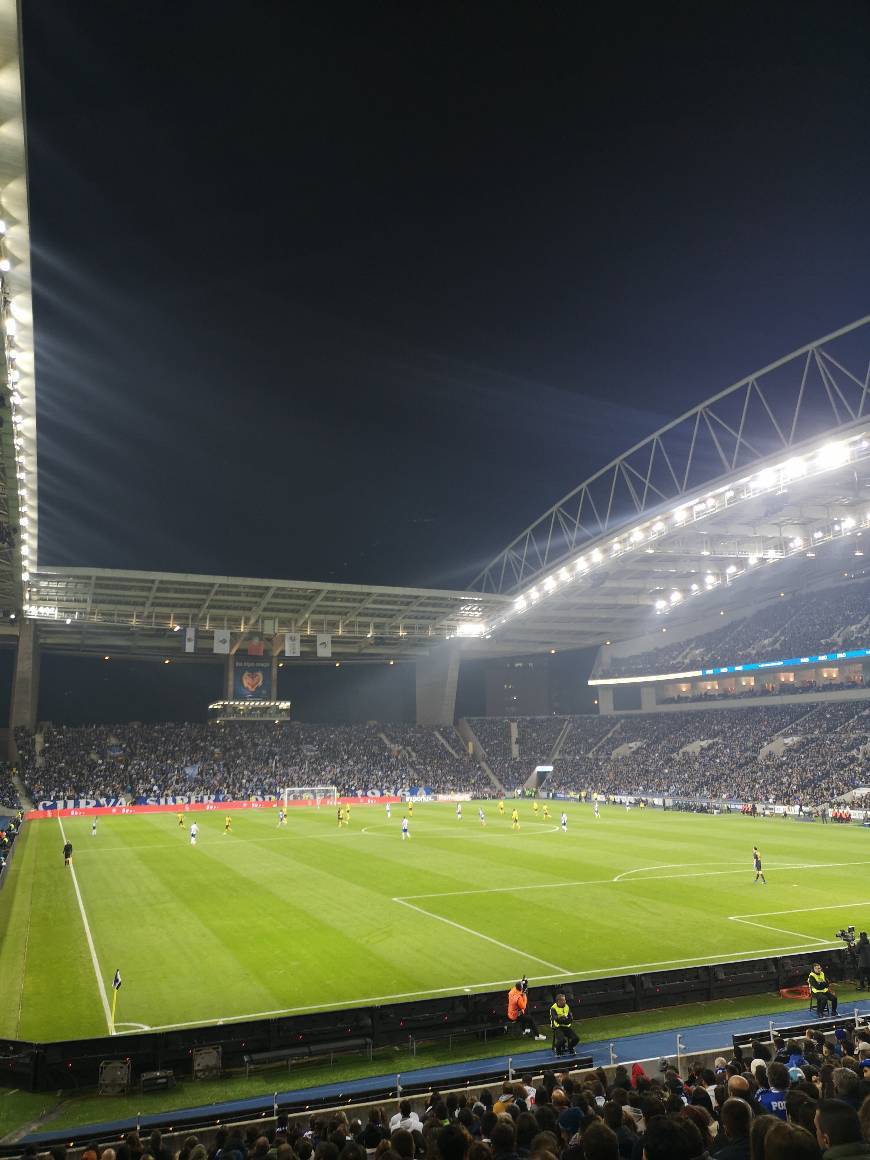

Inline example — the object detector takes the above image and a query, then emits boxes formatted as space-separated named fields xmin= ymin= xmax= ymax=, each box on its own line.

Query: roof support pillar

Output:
xmin=415 ymin=644 xmax=460 ymax=726
xmin=597 ymin=686 xmax=614 ymax=715
xmin=10 ymin=620 xmax=41 ymax=749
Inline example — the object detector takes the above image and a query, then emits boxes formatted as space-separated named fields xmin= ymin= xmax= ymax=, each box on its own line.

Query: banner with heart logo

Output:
xmin=232 ymin=656 xmax=273 ymax=700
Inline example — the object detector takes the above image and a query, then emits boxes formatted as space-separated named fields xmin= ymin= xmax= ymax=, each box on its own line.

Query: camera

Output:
xmin=520 ymin=975 xmax=529 ymax=993
xmin=836 ymin=926 xmax=856 ymax=946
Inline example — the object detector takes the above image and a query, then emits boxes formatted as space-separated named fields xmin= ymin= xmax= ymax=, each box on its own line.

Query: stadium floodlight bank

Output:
xmin=281 ymin=786 xmax=338 ymax=808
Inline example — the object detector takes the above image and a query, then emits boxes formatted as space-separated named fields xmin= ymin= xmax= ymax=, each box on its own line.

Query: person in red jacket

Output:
xmin=507 ymin=979 xmax=546 ymax=1040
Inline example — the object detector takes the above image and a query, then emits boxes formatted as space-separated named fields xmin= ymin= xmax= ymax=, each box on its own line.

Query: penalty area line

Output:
xmin=391 ymin=896 xmax=573 ymax=976
xmin=57 ymin=816 xmax=114 ymax=1035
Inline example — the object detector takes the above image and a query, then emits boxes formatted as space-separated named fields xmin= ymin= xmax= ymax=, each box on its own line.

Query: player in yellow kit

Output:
xmin=532 ymin=801 xmax=539 ymax=817
xmin=498 ymin=801 xmax=505 ymax=816
xmin=177 ymin=812 xmax=185 ymax=828
xmin=511 ymin=807 xmax=520 ymax=831
xmin=542 ymin=804 xmax=551 ymax=820
xmin=224 ymin=815 xmax=232 ymax=834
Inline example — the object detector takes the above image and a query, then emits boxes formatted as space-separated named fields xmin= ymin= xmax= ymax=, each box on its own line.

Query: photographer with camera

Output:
xmin=857 ymin=931 xmax=870 ymax=990
xmin=808 ymin=962 xmax=838 ymax=1016
xmin=507 ymin=977 xmax=546 ymax=1040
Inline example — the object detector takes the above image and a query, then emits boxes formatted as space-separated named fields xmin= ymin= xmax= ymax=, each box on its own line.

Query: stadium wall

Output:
xmin=0 ymin=948 xmax=847 ymax=1092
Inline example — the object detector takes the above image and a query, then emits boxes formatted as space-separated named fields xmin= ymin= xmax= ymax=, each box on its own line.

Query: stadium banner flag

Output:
xmin=285 ymin=632 xmax=301 ymax=657
xmin=213 ymin=629 xmax=231 ymax=654
xmin=233 ymin=654 xmax=273 ymax=700
xmin=184 ymin=627 xmax=196 ymax=653
xmin=316 ymin=633 xmax=332 ymax=658
xmin=247 ymin=639 xmax=265 ymax=656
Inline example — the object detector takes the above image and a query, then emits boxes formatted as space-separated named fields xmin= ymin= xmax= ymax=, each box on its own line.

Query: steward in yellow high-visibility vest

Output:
xmin=808 ymin=964 xmax=838 ymax=1016
xmin=550 ymin=993 xmax=579 ymax=1054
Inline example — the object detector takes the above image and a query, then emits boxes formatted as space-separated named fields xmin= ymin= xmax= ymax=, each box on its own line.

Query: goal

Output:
xmin=281 ymin=785 xmax=338 ymax=809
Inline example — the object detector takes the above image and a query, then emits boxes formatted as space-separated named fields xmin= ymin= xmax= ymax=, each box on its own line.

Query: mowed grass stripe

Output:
xmin=7 ymin=805 xmax=870 ymax=1040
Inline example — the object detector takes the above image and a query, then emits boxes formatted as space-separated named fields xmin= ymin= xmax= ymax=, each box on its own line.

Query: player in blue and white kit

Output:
xmin=91 ymin=818 xmax=97 ymax=838
xmin=456 ymin=802 xmax=462 ymax=821
xmin=277 ymin=808 xmax=286 ymax=827
xmin=560 ymin=812 xmax=568 ymax=833
xmin=401 ymin=816 xmax=410 ymax=841
xmin=594 ymin=800 xmax=600 ymax=819
xmin=478 ymin=807 xmax=486 ymax=827
xmin=190 ymin=822 xmax=199 ymax=846
xmin=386 ymin=801 xmax=391 ymax=819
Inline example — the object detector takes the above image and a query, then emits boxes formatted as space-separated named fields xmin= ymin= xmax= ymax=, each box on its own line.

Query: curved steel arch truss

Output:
xmin=472 ymin=315 xmax=870 ymax=595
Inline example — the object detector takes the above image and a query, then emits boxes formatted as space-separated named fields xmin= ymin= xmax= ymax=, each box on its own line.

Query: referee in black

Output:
xmin=63 ymin=839 xmax=73 ymax=866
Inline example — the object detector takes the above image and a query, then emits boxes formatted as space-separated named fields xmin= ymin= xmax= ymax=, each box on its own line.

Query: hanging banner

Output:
xmin=316 ymin=634 xmax=332 ymax=658
xmin=185 ymin=627 xmax=196 ymax=653
xmin=233 ymin=655 xmax=273 ymax=700
xmin=213 ymin=630 xmax=231 ymax=654
xmin=285 ymin=632 xmax=301 ymax=658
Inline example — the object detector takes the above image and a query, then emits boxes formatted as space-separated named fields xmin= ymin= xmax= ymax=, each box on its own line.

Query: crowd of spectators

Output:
xmin=36 ymin=1034 xmax=870 ymax=1160
xmin=597 ymin=576 xmax=870 ymax=679
xmin=468 ymin=718 xmax=566 ymax=789
xmin=13 ymin=689 xmax=870 ymax=809
xmin=0 ymin=759 xmax=20 ymax=807
xmin=14 ymin=721 xmax=492 ymax=804
xmin=540 ymin=703 xmax=870 ymax=804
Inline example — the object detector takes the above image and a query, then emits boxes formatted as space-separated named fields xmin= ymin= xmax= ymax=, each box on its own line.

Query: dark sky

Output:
xmin=20 ymin=0 xmax=870 ymax=592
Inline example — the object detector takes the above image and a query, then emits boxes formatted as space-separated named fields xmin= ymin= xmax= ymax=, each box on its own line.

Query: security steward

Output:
xmin=808 ymin=962 xmax=838 ymax=1016
xmin=549 ymin=992 xmax=579 ymax=1055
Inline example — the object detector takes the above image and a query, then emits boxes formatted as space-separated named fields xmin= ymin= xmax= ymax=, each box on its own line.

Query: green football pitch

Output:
xmin=1 ymin=802 xmax=869 ymax=1043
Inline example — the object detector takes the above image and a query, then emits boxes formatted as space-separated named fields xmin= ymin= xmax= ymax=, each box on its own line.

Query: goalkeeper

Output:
xmin=549 ymin=992 xmax=579 ymax=1055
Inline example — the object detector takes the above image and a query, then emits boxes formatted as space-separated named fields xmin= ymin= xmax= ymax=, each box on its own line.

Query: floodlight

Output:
xmin=669 ymin=590 xmax=682 ymax=603
xmin=816 ymin=441 xmax=849 ymax=470
xmin=651 ymin=520 xmax=665 ymax=534
xmin=591 ymin=548 xmax=602 ymax=562
xmin=654 ymin=598 xmax=667 ymax=611
xmin=543 ymin=576 xmax=555 ymax=592
xmin=673 ymin=507 xmax=687 ymax=524
xmin=630 ymin=529 xmax=643 ymax=543
xmin=755 ymin=467 xmax=776 ymax=488
xmin=843 ymin=516 xmax=856 ymax=529
xmin=726 ymin=565 xmax=737 ymax=575
xmin=782 ymin=456 xmax=806 ymax=479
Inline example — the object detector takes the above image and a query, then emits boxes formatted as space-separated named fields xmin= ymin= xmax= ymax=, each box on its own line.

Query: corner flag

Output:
xmin=110 ymin=968 xmax=122 ymax=1033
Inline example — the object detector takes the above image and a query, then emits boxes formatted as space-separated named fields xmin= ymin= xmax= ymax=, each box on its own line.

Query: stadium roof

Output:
xmin=22 ymin=317 xmax=870 ymax=662
xmin=25 ymin=566 xmax=510 ymax=661
xmin=470 ymin=316 xmax=870 ymax=651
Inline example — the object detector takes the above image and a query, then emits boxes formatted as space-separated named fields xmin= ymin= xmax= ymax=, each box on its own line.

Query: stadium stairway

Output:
xmin=12 ymin=998 xmax=870 ymax=1151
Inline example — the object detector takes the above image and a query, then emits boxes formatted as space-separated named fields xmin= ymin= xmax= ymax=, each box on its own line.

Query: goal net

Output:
xmin=281 ymin=785 xmax=338 ymax=809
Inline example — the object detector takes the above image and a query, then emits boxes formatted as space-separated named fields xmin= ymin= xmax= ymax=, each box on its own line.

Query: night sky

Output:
xmin=13 ymin=1 xmax=870 ymax=722
xmin=21 ymin=1 xmax=870 ymax=591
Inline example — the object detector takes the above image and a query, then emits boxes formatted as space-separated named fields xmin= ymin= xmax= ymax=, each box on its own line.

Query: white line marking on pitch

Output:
xmin=113 ymin=972 xmax=571 ymax=1034
xmin=57 ymin=816 xmax=114 ymax=1034
xmin=392 ymin=897 xmax=573 ymax=975
xmin=402 ymin=858 xmax=870 ymax=901
xmin=731 ymin=900 xmax=870 ymax=919
xmin=113 ymin=1021 xmax=152 ymax=1030
xmin=728 ymin=916 xmax=830 ymax=945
